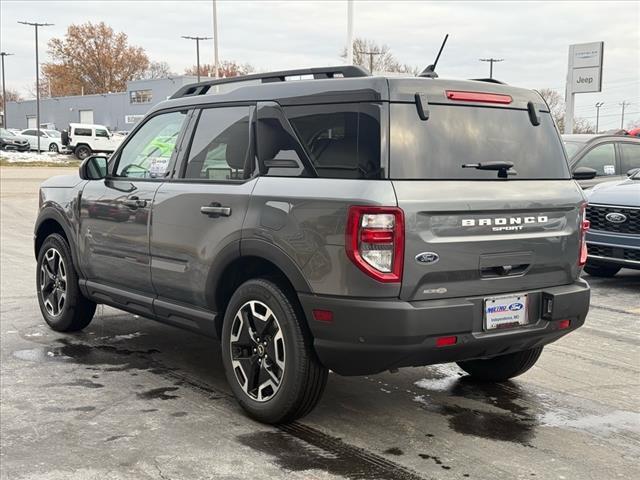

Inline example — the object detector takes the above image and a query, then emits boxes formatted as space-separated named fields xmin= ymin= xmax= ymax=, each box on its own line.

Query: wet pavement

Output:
xmin=2 ymin=167 xmax=639 ymax=480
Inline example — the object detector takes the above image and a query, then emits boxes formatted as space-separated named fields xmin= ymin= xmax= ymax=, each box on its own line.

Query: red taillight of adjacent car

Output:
xmin=578 ymin=203 xmax=590 ymax=266
xmin=346 ymin=206 xmax=404 ymax=283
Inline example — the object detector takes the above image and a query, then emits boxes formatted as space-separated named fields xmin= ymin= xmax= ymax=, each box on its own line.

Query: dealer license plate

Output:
xmin=484 ymin=294 xmax=528 ymax=330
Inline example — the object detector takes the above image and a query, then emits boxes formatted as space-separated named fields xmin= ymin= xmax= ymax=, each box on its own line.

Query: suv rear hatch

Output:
xmin=389 ymin=90 xmax=585 ymax=301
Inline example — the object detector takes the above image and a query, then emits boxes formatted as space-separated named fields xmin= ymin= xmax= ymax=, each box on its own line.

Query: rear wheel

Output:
xmin=36 ymin=234 xmax=96 ymax=332
xmin=75 ymin=144 xmax=91 ymax=160
xmin=456 ymin=347 xmax=543 ymax=382
xmin=221 ymin=278 xmax=328 ymax=424
xmin=583 ymin=264 xmax=620 ymax=277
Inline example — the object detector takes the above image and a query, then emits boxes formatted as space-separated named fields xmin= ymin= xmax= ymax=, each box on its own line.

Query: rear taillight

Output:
xmin=579 ymin=203 xmax=590 ymax=266
xmin=346 ymin=206 xmax=404 ymax=283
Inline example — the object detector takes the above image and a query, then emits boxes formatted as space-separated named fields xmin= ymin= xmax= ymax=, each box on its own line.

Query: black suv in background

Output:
xmin=34 ymin=66 xmax=590 ymax=423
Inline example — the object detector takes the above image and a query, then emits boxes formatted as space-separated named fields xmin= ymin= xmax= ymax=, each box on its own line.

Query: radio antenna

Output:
xmin=419 ymin=34 xmax=449 ymax=78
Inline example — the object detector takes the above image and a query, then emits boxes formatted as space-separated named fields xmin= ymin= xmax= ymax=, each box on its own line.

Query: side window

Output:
xmin=74 ymin=128 xmax=92 ymax=136
xmin=183 ymin=107 xmax=251 ymax=181
xmin=619 ymin=143 xmax=640 ymax=173
xmin=95 ymin=129 xmax=109 ymax=138
xmin=257 ymin=104 xmax=307 ymax=177
xmin=577 ymin=143 xmax=617 ymax=176
xmin=115 ymin=110 xmax=188 ymax=179
xmin=23 ymin=130 xmax=36 ymax=136
xmin=285 ymin=103 xmax=382 ymax=179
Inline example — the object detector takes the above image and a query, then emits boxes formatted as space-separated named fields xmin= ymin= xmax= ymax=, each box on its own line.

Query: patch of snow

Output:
xmin=0 ymin=149 xmax=77 ymax=164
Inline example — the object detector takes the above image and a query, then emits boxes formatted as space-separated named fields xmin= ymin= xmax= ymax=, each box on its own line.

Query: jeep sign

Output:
xmin=571 ymin=66 xmax=602 ymax=93
xmin=565 ymin=41 xmax=604 ymax=133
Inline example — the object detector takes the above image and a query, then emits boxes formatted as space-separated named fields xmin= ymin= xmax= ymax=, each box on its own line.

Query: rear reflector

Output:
xmin=558 ymin=319 xmax=571 ymax=330
xmin=446 ymin=90 xmax=513 ymax=104
xmin=312 ymin=309 xmax=333 ymax=323
xmin=436 ymin=336 xmax=457 ymax=347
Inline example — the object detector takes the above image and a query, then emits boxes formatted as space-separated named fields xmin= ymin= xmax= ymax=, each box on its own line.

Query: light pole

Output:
xmin=346 ymin=0 xmax=354 ymax=65
xmin=619 ymin=101 xmax=631 ymax=129
xmin=595 ymin=102 xmax=604 ymax=133
xmin=1 ymin=52 xmax=14 ymax=128
xmin=356 ymin=49 xmax=381 ymax=74
xmin=18 ymin=20 xmax=53 ymax=154
xmin=479 ymin=58 xmax=504 ymax=79
xmin=182 ymin=35 xmax=212 ymax=82
xmin=212 ymin=0 xmax=219 ymax=78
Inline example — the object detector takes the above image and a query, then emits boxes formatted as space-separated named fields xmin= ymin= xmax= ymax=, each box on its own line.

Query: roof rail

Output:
xmin=170 ymin=65 xmax=370 ymax=99
xmin=470 ymin=78 xmax=507 ymax=85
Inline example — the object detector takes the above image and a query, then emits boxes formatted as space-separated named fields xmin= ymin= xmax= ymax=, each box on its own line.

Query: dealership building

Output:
xmin=4 ymin=76 xmax=199 ymax=132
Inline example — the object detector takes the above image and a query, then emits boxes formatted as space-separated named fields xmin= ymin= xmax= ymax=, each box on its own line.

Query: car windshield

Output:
xmin=563 ymin=141 xmax=584 ymax=158
xmin=1 ymin=128 xmax=15 ymax=136
xmin=45 ymin=130 xmax=61 ymax=137
xmin=632 ymin=169 xmax=640 ymax=180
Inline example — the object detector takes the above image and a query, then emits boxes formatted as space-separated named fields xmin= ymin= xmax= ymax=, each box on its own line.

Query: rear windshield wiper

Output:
xmin=462 ymin=161 xmax=515 ymax=179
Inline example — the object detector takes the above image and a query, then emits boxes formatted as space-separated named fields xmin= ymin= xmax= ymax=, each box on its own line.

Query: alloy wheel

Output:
xmin=229 ymin=300 xmax=286 ymax=402
xmin=40 ymin=248 xmax=67 ymax=317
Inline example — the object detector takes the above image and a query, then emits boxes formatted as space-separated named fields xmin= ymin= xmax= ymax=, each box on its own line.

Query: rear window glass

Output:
xmin=390 ymin=104 xmax=570 ymax=180
xmin=74 ymin=128 xmax=92 ymax=136
xmin=285 ymin=103 xmax=382 ymax=179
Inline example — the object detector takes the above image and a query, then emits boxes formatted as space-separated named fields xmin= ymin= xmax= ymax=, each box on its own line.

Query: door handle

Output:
xmin=200 ymin=203 xmax=231 ymax=217
xmin=123 ymin=196 xmax=147 ymax=209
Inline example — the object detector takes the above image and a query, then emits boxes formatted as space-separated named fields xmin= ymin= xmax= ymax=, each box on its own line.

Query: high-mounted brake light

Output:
xmin=578 ymin=203 xmax=590 ymax=267
xmin=445 ymin=90 xmax=513 ymax=104
xmin=346 ymin=206 xmax=404 ymax=283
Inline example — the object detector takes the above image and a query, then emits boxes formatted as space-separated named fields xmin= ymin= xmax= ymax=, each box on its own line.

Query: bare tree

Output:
xmin=140 ymin=61 xmax=175 ymax=79
xmin=538 ymin=88 xmax=595 ymax=134
xmin=184 ymin=60 xmax=253 ymax=78
xmin=0 ymin=88 xmax=23 ymax=105
xmin=341 ymin=38 xmax=416 ymax=74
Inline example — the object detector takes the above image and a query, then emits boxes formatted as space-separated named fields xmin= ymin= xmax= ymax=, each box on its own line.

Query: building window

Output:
xmin=125 ymin=115 xmax=145 ymax=125
xmin=130 ymin=89 xmax=153 ymax=104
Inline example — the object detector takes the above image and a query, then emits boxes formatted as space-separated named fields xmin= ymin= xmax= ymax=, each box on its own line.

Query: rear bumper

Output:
xmin=300 ymin=280 xmax=590 ymax=376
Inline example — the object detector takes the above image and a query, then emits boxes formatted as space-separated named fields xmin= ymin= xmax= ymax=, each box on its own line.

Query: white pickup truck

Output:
xmin=62 ymin=123 xmax=124 ymax=160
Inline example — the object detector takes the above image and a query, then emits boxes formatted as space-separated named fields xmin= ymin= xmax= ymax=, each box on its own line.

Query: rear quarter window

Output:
xmin=74 ymin=128 xmax=92 ymax=136
xmin=390 ymin=104 xmax=570 ymax=180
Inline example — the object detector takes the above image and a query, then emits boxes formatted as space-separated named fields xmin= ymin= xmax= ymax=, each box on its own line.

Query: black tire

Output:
xmin=221 ymin=278 xmax=328 ymax=424
xmin=48 ymin=143 xmax=59 ymax=153
xmin=583 ymin=264 xmax=621 ymax=278
xmin=456 ymin=347 xmax=543 ymax=382
xmin=36 ymin=233 xmax=96 ymax=332
xmin=75 ymin=144 xmax=91 ymax=160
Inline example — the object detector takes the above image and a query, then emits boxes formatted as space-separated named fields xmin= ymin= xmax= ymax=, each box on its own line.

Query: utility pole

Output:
xmin=595 ymin=102 xmax=604 ymax=132
xmin=212 ymin=0 xmax=219 ymax=78
xmin=479 ymin=58 xmax=504 ymax=79
xmin=356 ymin=49 xmax=381 ymax=74
xmin=182 ymin=35 xmax=212 ymax=82
xmin=619 ymin=101 xmax=631 ymax=129
xmin=346 ymin=0 xmax=354 ymax=65
xmin=1 ymin=52 xmax=14 ymax=128
xmin=18 ymin=21 xmax=53 ymax=154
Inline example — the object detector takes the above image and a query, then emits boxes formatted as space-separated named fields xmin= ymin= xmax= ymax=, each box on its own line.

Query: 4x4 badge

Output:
xmin=415 ymin=252 xmax=439 ymax=264
xmin=605 ymin=212 xmax=627 ymax=224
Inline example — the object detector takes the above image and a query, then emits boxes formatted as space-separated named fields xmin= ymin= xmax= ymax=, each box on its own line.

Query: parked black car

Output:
xmin=584 ymin=169 xmax=640 ymax=277
xmin=0 ymin=128 xmax=30 ymax=152
xmin=563 ymin=134 xmax=640 ymax=189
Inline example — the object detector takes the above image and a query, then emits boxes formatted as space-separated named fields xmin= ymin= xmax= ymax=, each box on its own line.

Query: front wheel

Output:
xmin=36 ymin=233 xmax=96 ymax=332
xmin=48 ymin=143 xmax=59 ymax=153
xmin=221 ymin=279 xmax=328 ymax=424
xmin=583 ymin=264 xmax=620 ymax=277
xmin=456 ymin=347 xmax=543 ymax=382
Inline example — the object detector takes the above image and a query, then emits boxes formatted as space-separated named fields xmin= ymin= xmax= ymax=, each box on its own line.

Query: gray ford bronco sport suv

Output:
xmin=34 ymin=66 xmax=591 ymax=424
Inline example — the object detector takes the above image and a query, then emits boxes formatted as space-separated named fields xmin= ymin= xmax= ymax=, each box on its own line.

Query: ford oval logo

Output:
xmin=509 ymin=303 xmax=524 ymax=311
xmin=605 ymin=212 xmax=627 ymax=224
xmin=415 ymin=252 xmax=439 ymax=265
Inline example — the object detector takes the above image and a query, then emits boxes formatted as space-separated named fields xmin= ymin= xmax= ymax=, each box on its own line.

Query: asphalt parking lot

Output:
xmin=1 ymin=166 xmax=639 ymax=480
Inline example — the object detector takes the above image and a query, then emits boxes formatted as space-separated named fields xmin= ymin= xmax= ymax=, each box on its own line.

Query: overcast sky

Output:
xmin=1 ymin=0 xmax=639 ymax=129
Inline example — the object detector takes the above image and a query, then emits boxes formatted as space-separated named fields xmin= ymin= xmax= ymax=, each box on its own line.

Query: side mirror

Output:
xmin=627 ymin=168 xmax=640 ymax=177
xmin=79 ymin=155 xmax=108 ymax=180
xmin=572 ymin=166 xmax=597 ymax=180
